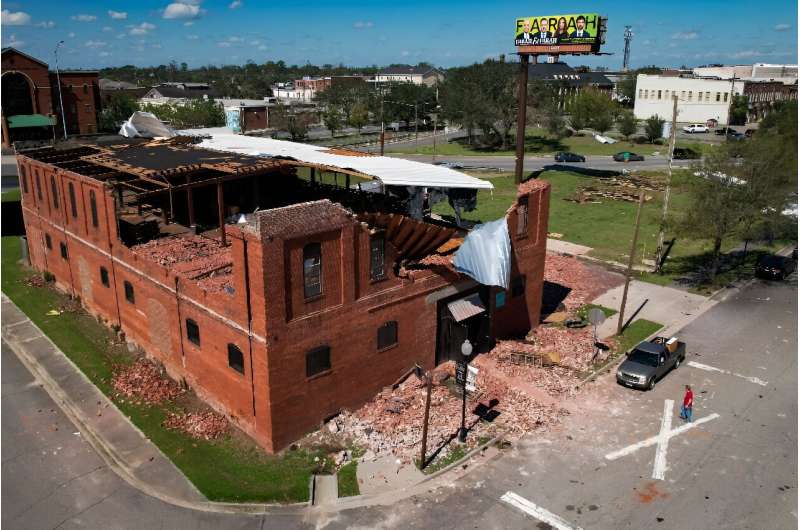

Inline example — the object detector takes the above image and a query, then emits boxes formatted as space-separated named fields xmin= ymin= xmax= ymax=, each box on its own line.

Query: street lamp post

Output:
xmin=458 ymin=338 xmax=472 ymax=443
xmin=430 ymin=111 xmax=438 ymax=164
xmin=54 ymin=41 xmax=68 ymax=140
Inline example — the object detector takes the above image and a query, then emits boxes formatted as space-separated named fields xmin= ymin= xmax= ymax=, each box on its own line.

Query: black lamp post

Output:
xmin=459 ymin=338 xmax=472 ymax=443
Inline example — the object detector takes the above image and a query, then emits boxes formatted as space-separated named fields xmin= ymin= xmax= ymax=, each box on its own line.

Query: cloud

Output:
xmin=183 ymin=21 xmax=194 ymax=26
xmin=5 ymin=34 xmax=24 ymax=47
xmin=99 ymin=51 xmax=111 ymax=57
xmin=187 ymin=34 xmax=200 ymax=40
xmin=229 ymin=0 xmax=242 ymax=8
xmin=35 ymin=20 xmax=56 ymax=28
xmin=775 ymin=23 xmax=791 ymax=31
xmin=258 ymin=44 xmax=267 ymax=51
xmin=71 ymin=14 xmax=97 ymax=22
xmin=102 ymin=26 xmax=112 ymax=32
xmin=85 ymin=40 xmax=107 ymax=48
xmin=151 ymin=43 xmax=162 ymax=49
xmin=671 ymin=31 xmax=698 ymax=40
xmin=353 ymin=21 xmax=373 ymax=29
xmin=108 ymin=10 xmax=128 ymax=20
xmin=2 ymin=9 xmax=31 ymax=25
xmin=218 ymin=41 xmax=232 ymax=47
xmin=68 ymin=32 xmax=76 ymax=38
xmin=227 ymin=36 xmax=243 ymax=42
xmin=400 ymin=50 xmax=410 ymax=57
xmin=116 ymin=33 xmax=127 ymax=39
xmin=128 ymin=22 xmax=156 ymax=35
xmin=163 ymin=3 xmax=202 ymax=19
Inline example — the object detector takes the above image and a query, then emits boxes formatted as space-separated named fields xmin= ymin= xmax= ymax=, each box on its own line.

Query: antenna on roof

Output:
xmin=622 ymin=26 xmax=633 ymax=72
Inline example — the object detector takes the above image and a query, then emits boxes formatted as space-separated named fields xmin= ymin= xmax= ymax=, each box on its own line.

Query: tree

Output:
xmin=729 ymin=95 xmax=748 ymax=125
xmin=616 ymin=66 xmax=662 ymax=106
xmin=348 ymin=102 xmax=369 ymax=132
xmin=567 ymin=88 xmax=615 ymax=134
xmin=140 ymin=99 xmax=225 ymax=129
xmin=593 ymin=112 xmax=613 ymax=135
xmin=617 ymin=110 xmax=637 ymax=139
xmin=271 ymin=102 xmax=315 ymax=140
xmin=644 ymin=114 xmax=665 ymax=143
xmin=322 ymin=107 xmax=343 ymax=138
xmin=98 ymin=93 xmax=139 ymax=132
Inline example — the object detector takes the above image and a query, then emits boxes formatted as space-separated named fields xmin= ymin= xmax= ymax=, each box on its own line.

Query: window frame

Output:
xmin=369 ymin=233 xmax=386 ymax=281
xmin=68 ymin=182 xmax=78 ymax=218
xmin=124 ymin=281 xmax=135 ymax=304
xmin=185 ymin=318 xmax=200 ymax=346
xmin=516 ymin=196 xmax=529 ymax=238
xmin=89 ymin=189 xmax=99 ymax=228
xmin=100 ymin=266 xmax=110 ymax=287
xmin=306 ymin=345 xmax=331 ymax=378
xmin=59 ymin=241 xmax=68 ymax=260
xmin=227 ymin=343 xmax=245 ymax=374
xmin=50 ymin=174 xmax=59 ymax=209
xmin=35 ymin=172 xmax=43 ymax=202
xmin=302 ymin=242 xmax=323 ymax=299
xmin=377 ymin=321 xmax=398 ymax=352
xmin=45 ymin=233 xmax=52 ymax=250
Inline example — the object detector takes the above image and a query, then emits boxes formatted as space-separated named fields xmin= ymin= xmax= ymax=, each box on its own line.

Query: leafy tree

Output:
xmin=729 ymin=95 xmax=749 ymax=125
xmin=617 ymin=110 xmax=637 ymax=139
xmin=98 ymin=93 xmax=139 ymax=132
xmin=139 ymin=99 xmax=224 ymax=129
xmin=322 ymin=107 xmax=342 ymax=137
xmin=616 ymin=66 xmax=662 ymax=105
xmin=567 ymin=88 xmax=615 ymax=134
xmin=593 ymin=112 xmax=613 ymax=135
xmin=271 ymin=102 xmax=315 ymax=140
xmin=644 ymin=114 xmax=665 ymax=143
xmin=348 ymin=102 xmax=369 ymax=132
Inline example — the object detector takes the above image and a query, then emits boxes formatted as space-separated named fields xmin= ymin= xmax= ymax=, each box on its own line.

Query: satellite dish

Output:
xmin=587 ymin=308 xmax=606 ymax=325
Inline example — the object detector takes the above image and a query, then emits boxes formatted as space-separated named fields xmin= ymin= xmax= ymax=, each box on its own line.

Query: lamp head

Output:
xmin=460 ymin=339 xmax=472 ymax=357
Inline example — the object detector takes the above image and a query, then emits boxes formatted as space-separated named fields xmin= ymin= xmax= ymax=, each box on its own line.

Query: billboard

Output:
xmin=515 ymin=14 xmax=603 ymax=53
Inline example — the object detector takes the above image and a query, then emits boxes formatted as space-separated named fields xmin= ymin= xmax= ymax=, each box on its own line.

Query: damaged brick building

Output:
xmin=15 ymin=133 xmax=550 ymax=452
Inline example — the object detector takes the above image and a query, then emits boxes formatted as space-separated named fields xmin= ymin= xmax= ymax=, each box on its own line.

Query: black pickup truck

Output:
xmin=616 ymin=337 xmax=686 ymax=390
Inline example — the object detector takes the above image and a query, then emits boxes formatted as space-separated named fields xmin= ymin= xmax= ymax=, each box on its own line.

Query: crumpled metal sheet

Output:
xmin=453 ymin=218 xmax=511 ymax=288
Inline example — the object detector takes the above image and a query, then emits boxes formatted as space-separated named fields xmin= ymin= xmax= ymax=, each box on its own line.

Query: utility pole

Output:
xmin=726 ymin=75 xmax=738 ymax=126
xmin=622 ymin=26 xmax=633 ymax=72
xmin=379 ymin=88 xmax=385 ymax=155
xmin=431 ymin=112 xmax=437 ymax=163
xmin=54 ymin=41 xmax=68 ymax=140
xmin=617 ymin=191 xmax=645 ymax=335
xmin=414 ymin=102 xmax=419 ymax=148
xmin=514 ymin=54 xmax=531 ymax=184
xmin=418 ymin=372 xmax=433 ymax=469
xmin=654 ymin=95 xmax=678 ymax=272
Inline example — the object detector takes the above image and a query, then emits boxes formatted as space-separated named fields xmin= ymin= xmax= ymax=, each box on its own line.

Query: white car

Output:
xmin=682 ymin=124 xmax=709 ymax=133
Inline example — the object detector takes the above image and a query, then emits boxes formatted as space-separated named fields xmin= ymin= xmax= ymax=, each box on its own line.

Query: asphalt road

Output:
xmin=3 ymin=277 xmax=796 ymax=529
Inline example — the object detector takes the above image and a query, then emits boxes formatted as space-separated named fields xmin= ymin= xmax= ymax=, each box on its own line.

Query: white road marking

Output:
xmin=500 ymin=491 xmax=583 ymax=530
xmin=605 ymin=413 xmax=720 ymax=461
xmin=652 ymin=400 xmax=674 ymax=480
xmin=687 ymin=361 xmax=768 ymax=386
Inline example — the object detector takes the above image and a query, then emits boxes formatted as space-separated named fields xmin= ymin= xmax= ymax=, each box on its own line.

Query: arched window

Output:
xmin=303 ymin=242 xmax=322 ymax=298
xmin=227 ymin=344 xmax=244 ymax=374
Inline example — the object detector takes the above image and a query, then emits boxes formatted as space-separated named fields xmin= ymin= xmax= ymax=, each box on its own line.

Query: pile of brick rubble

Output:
xmin=111 ymin=359 xmax=185 ymax=405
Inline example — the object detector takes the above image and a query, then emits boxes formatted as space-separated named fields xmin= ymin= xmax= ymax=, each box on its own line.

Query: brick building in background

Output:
xmin=15 ymin=137 xmax=549 ymax=452
xmin=1 ymin=47 xmax=100 ymax=146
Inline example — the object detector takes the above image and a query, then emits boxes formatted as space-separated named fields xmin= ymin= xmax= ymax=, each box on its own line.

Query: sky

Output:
xmin=1 ymin=0 xmax=797 ymax=71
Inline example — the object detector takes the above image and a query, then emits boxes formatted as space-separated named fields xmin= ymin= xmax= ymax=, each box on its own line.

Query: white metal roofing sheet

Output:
xmin=447 ymin=293 xmax=486 ymax=322
xmin=190 ymin=133 xmax=493 ymax=190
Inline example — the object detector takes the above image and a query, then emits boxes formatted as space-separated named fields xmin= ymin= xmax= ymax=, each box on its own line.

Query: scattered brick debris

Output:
xmin=544 ymin=253 xmax=623 ymax=311
xmin=111 ymin=359 xmax=184 ymax=405
xmin=23 ymin=275 xmax=47 ymax=288
xmin=163 ymin=411 xmax=228 ymax=440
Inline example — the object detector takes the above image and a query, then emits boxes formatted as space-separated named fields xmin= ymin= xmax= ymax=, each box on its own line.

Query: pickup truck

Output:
xmin=616 ymin=336 xmax=686 ymax=390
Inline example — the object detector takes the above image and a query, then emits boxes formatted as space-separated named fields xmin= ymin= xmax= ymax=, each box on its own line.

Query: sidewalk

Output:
xmin=1 ymin=294 xmax=207 ymax=506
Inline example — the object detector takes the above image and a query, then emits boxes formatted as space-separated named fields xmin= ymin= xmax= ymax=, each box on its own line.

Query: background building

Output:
xmin=528 ymin=62 xmax=613 ymax=109
xmin=374 ymin=65 xmax=444 ymax=86
xmin=140 ymin=82 xmax=218 ymax=106
xmin=634 ymin=74 xmax=743 ymax=125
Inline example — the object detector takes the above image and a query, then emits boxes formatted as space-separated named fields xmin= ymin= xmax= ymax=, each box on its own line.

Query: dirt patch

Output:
xmin=163 ymin=411 xmax=228 ymax=440
xmin=111 ymin=359 xmax=185 ymax=405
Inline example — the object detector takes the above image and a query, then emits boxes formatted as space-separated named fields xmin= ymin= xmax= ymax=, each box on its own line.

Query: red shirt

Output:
xmin=683 ymin=389 xmax=693 ymax=407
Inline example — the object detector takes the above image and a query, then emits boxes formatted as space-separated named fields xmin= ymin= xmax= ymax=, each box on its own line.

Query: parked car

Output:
xmin=755 ymin=254 xmax=796 ymax=281
xmin=715 ymin=127 xmax=734 ymax=135
xmin=612 ymin=151 xmax=645 ymax=162
xmin=617 ymin=337 xmax=686 ymax=390
xmin=434 ymin=161 xmax=464 ymax=169
xmin=744 ymin=129 xmax=756 ymax=138
xmin=554 ymin=151 xmax=586 ymax=163
xmin=683 ymin=124 xmax=709 ymax=133
xmin=672 ymin=147 xmax=700 ymax=160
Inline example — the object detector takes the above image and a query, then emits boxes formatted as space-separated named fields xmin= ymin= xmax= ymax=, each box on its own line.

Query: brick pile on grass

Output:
xmin=163 ymin=411 xmax=228 ymax=440
xmin=111 ymin=359 xmax=185 ymax=405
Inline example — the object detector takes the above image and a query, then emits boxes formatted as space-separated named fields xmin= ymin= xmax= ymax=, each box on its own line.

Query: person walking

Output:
xmin=680 ymin=385 xmax=693 ymax=422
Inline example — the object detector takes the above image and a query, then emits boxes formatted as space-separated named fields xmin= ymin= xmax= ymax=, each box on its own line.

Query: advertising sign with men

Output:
xmin=515 ymin=14 xmax=601 ymax=51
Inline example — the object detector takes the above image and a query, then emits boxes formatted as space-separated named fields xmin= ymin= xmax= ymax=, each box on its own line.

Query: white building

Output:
xmin=633 ymin=74 xmax=744 ymax=125
xmin=373 ymin=66 xmax=444 ymax=86
xmin=693 ymin=63 xmax=797 ymax=81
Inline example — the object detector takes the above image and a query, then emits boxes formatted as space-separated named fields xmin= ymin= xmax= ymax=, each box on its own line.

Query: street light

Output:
xmin=54 ymin=41 xmax=67 ymax=140
xmin=458 ymin=338 xmax=473 ymax=443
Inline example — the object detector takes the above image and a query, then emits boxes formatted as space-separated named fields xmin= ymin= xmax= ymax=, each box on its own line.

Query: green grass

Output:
xmin=575 ymin=304 xmax=617 ymax=321
xmin=2 ymin=187 xmax=21 ymax=202
xmin=392 ymin=127 xmax=721 ymax=157
xmin=336 ymin=461 xmax=360 ymax=497
xmin=421 ymin=443 xmax=468 ymax=475
xmin=2 ymin=236 xmax=334 ymax=503
xmin=617 ymin=319 xmax=664 ymax=353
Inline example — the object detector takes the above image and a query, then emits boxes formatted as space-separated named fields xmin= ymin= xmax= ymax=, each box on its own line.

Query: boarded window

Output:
xmin=303 ymin=243 xmax=322 ymax=298
xmin=124 ymin=281 xmax=135 ymax=304
xmin=59 ymin=242 xmax=68 ymax=260
xmin=306 ymin=345 xmax=331 ymax=377
xmin=20 ymin=165 xmax=28 ymax=193
xmin=35 ymin=172 xmax=43 ymax=201
xmin=377 ymin=321 xmax=398 ymax=351
xmin=511 ymin=276 xmax=526 ymax=298
xmin=516 ymin=196 xmax=529 ymax=237
xmin=227 ymin=344 xmax=244 ymax=374
xmin=68 ymin=182 xmax=78 ymax=218
xmin=89 ymin=190 xmax=98 ymax=228
xmin=50 ymin=175 xmax=59 ymax=209
xmin=100 ymin=266 xmax=109 ymax=287
xmin=370 ymin=234 xmax=385 ymax=280
xmin=185 ymin=319 xmax=200 ymax=346
xmin=45 ymin=233 xmax=52 ymax=250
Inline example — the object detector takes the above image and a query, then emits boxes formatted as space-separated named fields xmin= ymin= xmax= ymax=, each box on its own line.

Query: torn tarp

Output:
xmin=452 ymin=217 xmax=511 ymax=289
xmin=119 ymin=111 xmax=177 ymax=139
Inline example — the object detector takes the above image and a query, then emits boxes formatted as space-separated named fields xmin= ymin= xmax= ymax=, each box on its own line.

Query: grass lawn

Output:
xmin=336 ymin=461 xmax=360 ymax=497
xmin=391 ymin=127 xmax=720 ymax=158
xmin=2 ymin=187 xmax=21 ymax=202
xmin=1 ymin=235 xmax=337 ymax=503
xmin=579 ymin=318 xmax=664 ymax=379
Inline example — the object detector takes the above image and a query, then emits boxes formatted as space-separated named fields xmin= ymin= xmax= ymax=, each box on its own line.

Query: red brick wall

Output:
xmin=51 ymin=73 xmax=100 ymax=134
xmin=1 ymin=49 xmax=53 ymax=116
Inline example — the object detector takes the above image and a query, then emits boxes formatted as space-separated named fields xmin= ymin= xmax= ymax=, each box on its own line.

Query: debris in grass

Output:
xmin=111 ymin=359 xmax=184 ymax=405
xmin=24 ymin=275 xmax=47 ymax=288
xmin=163 ymin=411 xmax=228 ymax=440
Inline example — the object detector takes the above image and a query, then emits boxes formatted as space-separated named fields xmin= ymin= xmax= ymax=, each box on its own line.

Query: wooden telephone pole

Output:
xmin=617 ymin=191 xmax=645 ymax=335
xmin=514 ymin=55 xmax=531 ymax=184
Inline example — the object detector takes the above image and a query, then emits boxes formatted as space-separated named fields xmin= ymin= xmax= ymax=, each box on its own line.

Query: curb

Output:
xmin=419 ymin=429 xmax=509 ymax=483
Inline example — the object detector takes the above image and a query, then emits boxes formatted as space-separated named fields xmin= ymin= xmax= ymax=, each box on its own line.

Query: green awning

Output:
xmin=7 ymin=114 xmax=56 ymax=129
